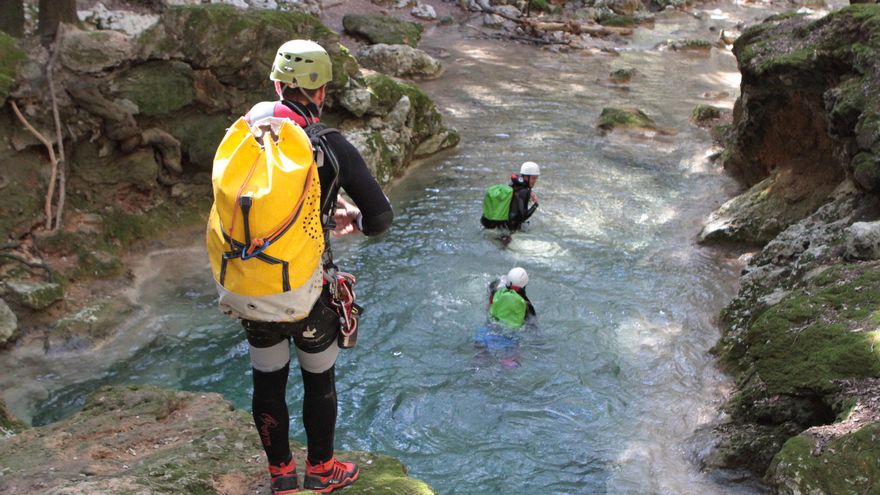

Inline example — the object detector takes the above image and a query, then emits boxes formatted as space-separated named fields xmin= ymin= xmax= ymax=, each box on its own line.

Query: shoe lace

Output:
xmin=269 ymin=460 xmax=296 ymax=477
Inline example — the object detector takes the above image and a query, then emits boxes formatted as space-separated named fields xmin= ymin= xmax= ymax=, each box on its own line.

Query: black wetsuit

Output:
xmin=480 ymin=174 xmax=538 ymax=232
xmin=242 ymin=99 xmax=392 ymax=466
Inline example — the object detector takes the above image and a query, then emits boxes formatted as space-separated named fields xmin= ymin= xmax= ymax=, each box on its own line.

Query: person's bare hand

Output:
xmin=332 ymin=196 xmax=360 ymax=237
xmin=530 ymin=191 xmax=538 ymax=205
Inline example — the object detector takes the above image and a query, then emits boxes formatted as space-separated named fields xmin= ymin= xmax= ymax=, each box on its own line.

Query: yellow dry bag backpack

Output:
xmin=206 ymin=117 xmax=330 ymax=322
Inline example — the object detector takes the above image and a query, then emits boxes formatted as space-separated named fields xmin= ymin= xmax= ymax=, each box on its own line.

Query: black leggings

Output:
xmin=252 ymin=361 xmax=338 ymax=465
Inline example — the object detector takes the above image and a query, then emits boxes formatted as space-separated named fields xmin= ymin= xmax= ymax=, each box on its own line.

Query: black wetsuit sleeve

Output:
xmin=325 ymin=133 xmax=393 ymax=236
xmin=508 ymin=187 xmax=532 ymax=231
xmin=520 ymin=288 xmax=537 ymax=317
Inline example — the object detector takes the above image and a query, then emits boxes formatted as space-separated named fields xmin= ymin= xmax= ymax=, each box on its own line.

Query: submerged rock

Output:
xmin=597 ymin=107 xmax=658 ymax=133
xmin=0 ymin=385 xmax=436 ymax=494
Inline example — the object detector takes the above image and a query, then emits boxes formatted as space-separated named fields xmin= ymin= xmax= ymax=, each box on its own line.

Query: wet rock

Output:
xmin=844 ymin=221 xmax=880 ymax=260
xmin=691 ymin=104 xmax=725 ymax=126
xmin=59 ymin=26 xmax=134 ymax=74
xmin=5 ymin=280 xmax=63 ymax=311
xmin=0 ymin=297 xmax=17 ymax=345
xmin=609 ymin=67 xmax=635 ymax=83
xmin=0 ymin=385 xmax=437 ymax=494
xmin=596 ymin=107 xmax=657 ymax=133
xmin=343 ymin=14 xmax=424 ymax=47
xmin=357 ymin=43 xmax=442 ymax=79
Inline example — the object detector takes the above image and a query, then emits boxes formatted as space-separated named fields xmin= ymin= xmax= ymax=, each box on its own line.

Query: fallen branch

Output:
xmin=10 ymin=100 xmax=57 ymax=231
xmin=48 ymin=24 xmax=67 ymax=231
xmin=0 ymin=253 xmax=56 ymax=282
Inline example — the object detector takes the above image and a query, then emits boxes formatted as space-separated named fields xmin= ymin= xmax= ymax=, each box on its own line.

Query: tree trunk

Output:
xmin=38 ymin=0 xmax=77 ymax=40
xmin=0 ymin=0 xmax=25 ymax=37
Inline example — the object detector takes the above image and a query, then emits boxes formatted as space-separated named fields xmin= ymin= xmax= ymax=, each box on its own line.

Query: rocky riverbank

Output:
xmin=699 ymin=4 xmax=880 ymax=493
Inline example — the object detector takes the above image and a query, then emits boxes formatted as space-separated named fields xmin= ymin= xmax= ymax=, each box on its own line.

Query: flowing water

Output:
xmin=2 ymin=2 xmax=839 ymax=493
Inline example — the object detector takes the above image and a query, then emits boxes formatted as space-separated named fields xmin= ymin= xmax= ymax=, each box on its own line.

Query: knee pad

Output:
xmin=296 ymin=344 xmax=339 ymax=374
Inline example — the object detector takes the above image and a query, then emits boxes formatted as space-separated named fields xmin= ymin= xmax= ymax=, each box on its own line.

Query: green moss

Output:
xmin=597 ymin=107 xmax=657 ymax=132
xmin=113 ymin=61 xmax=194 ymax=116
xmin=672 ymin=39 xmax=714 ymax=51
xmin=0 ymin=31 xmax=24 ymax=106
xmin=599 ymin=14 xmax=636 ymax=27
xmin=852 ymin=152 xmax=880 ymax=191
xmin=342 ymin=14 xmax=423 ymax=47
xmin=609 ymin=67 xmax=635 ymax=83
xmin=530 ymin=0 xmax=552 ymax=12
xmin=0 ymin=399 xmax=26 ymax=434
xmin=692 ymin=104 xmax=723 ymax=123
xmin=768 ymin=424 xmax=880 ymax=494
xmin=746 ymin=267 xmax=880 ymax=395
xmin=764 ymin=11 xmax=808 ymax=23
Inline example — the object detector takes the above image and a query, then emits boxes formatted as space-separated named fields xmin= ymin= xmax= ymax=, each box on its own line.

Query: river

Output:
xmin=2 ymin=2 xmax=837 ymax=493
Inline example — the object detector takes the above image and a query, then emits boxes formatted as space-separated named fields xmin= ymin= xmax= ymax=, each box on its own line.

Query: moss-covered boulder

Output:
xmin=110 ymin=61 xmax=194 ymax=116
xmin=609 ymin=67 xmax=635 ymax=83
xmin=0 ymin=32 xmax=25 ymax=107
xmin=343 ymin=14 xmax=424 ymax=47
xmin=0 ymin=385 xmax=436 ymax=494
xmin=5 ymin=280 xmax=63 ymax=311
xmin=691 ymin=104 xmax=724 ymax=125
xmin=70 ymin=140 xmax=160 ymax=198
xmin=724 ymin=5 xmax=880 ymax=196
xmin=597 ymin=107 xmax=659 ymax=133
xmin=768 ymin=422 xmax=880 ymax=494
xmin=137 ymin=5 xmax=359 ymax=90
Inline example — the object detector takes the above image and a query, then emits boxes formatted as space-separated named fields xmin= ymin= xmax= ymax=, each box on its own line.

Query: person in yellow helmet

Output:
xmin=241 ymin=39 xmax=393 ymax=494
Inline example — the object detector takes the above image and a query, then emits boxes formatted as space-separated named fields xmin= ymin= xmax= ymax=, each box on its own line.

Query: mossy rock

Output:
xmin=665 ymin=39 xmax=714 ymax=51
xmin=0 ymin=146 xmax=48 ymax=240
xmin=343 ymin=14 xmax=423 ymax=47
xmin=691 ymin=104 xmax=724 ymax=125
xmin=70 ymin=140 xmax=160 ymax=196
xmin=597 ymin=107 xmax=658 ymax=132
xmin=5 ymin=280 xmax=63 ymax=311
xmin=138 ymin=5 xmax=358 ymax=90
xmin=599 ymin=14 xmax=636 ymax=27
xmin=0 ymin=31 xmax=25 ymax=107
xmin=0 ymin=385 xmax=436 ymax=494
xmin=767 ymin=423 xmax=880 ymax=494
xmin=159 ymin=112 xmax=232 ymax=171
xmin=49 ymin=300 xmax=137 ymax=351
xmin=743 ymin=265 xmax=880 ymax=396
xmin=110 ymin=61 xmax=195 ymax=116
xmin=852 ymin=152 xmax=880 ymax=191
xmin=609 ymin=67 xmax=635 ymax=84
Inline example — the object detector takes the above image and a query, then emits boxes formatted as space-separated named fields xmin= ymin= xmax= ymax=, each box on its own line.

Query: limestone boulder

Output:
xmin=0 ymin=298 xmax=17 ymax=346
xmin=411 ymin=3 xmax=438 ymax=20
xmin=357 ymin=44 xmax=442 ymax=79
xmin=0 ymin=385 xmax=437 ymax=494
xmin=59 ymin=27 xmax=135 ymax=74
xmin=844 ymin=221 xmax=880 ymax=260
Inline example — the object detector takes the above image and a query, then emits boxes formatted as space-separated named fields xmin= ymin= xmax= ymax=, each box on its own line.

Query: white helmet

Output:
xmin=506 ymin=267 xmax=529 ymax=288
xmin=520 ymin=161 xmax=540 ymax=176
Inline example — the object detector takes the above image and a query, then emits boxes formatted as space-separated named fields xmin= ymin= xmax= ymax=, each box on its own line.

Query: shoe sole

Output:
xmin=304 ymin=470 xmax=359 ymax=493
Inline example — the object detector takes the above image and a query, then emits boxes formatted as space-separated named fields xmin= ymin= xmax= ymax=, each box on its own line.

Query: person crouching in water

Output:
xmin=488 ymin=267 xmax=536 ymax=327
xmin=480 ymin=161 xmax=541 ymax=234
xmin=241 ymin=40 xmax=393 ymax=494
xmin=475 ymin=267 xmax=536 ymax=367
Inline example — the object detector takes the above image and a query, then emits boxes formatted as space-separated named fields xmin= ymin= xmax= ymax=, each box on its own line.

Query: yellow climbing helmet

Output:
xmin=270 ymin=40 xmax=333 ymax=90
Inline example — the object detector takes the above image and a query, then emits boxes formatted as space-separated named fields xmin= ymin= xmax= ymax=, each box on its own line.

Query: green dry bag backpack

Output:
xmin=482 ymin=184 xmax=513 ymax=221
